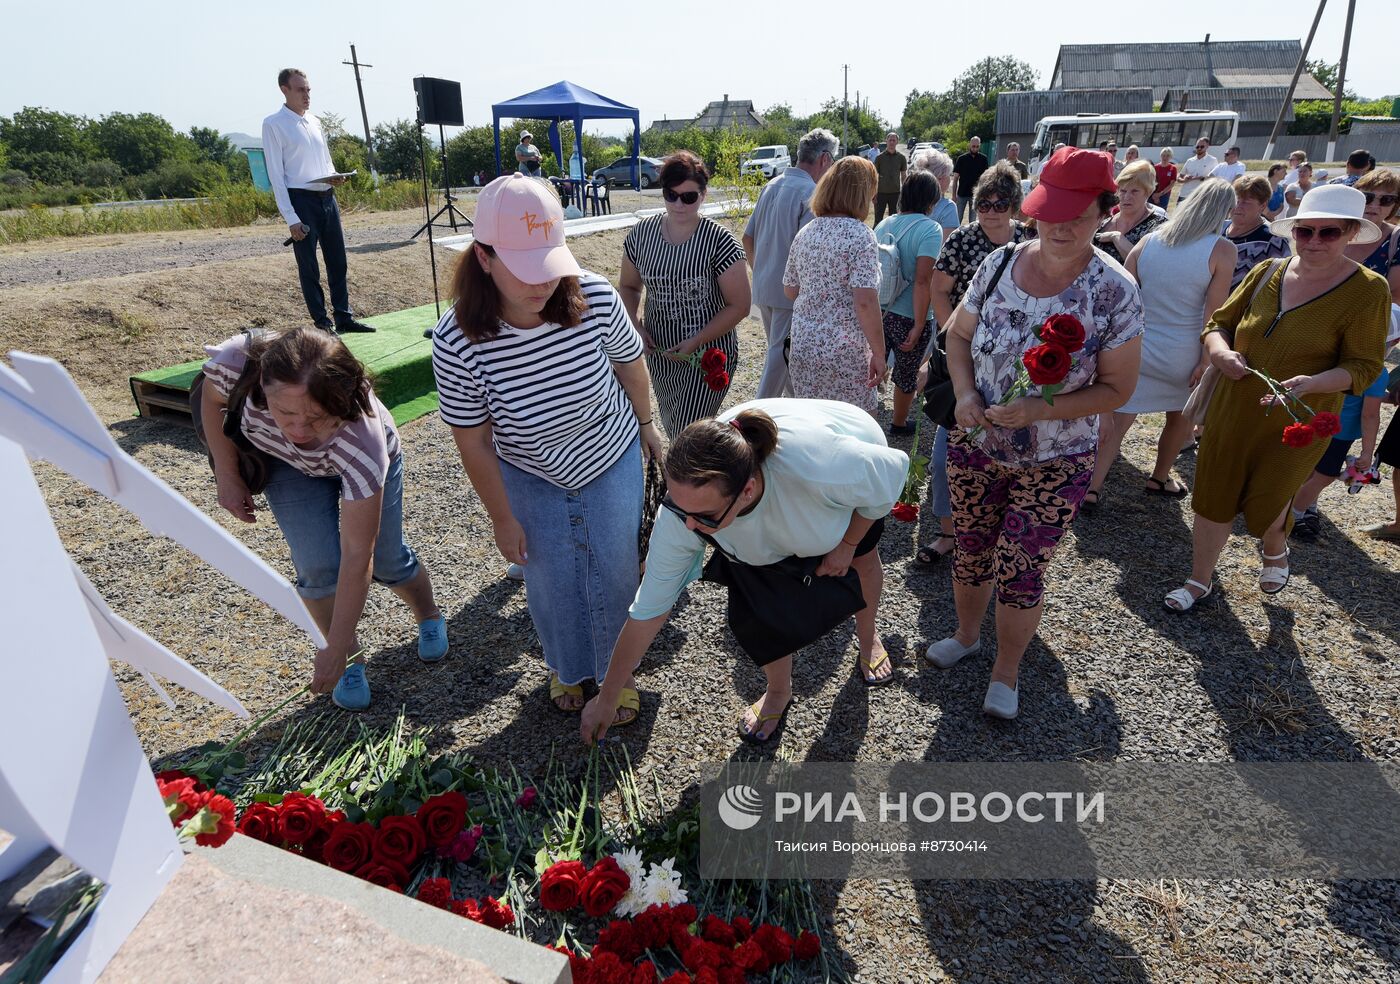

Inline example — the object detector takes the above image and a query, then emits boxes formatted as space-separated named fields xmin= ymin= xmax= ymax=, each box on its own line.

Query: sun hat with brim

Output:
xmin=1021 ymin=147 xmax=1118 ymax=223
xmin=520 ymin=130 xmax=532 ymax=139
xmin=1269 ymin=184 xmax=1381 ymax=244
xmin=473 ymin=173 xmax=582 ymax=283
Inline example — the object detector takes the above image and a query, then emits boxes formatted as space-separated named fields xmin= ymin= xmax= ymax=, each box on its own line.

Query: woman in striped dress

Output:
xmin=432 ymin=174 xmax=664 ymax=724
xmin=621 ymin=151 xmax=751 ymax=437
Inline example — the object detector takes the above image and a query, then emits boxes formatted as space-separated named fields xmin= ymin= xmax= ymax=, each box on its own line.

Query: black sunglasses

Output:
xmin=662 ymin=189 xmax=701 ymax=205
xmin=1292 ymin=224 xmax=1345 ymax=243
xmin=1363 ymin=192 xmax=1399 ymax=207
xmin=976 ymin=199 xmax=1012 ymax=213
xmin=662 ymin=482 xmax=744 ymax=529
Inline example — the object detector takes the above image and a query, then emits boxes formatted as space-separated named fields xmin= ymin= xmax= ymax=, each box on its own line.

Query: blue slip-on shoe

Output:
xmin=332 ymin=663 xmax=371 ymax=711
xmin=418 ymin=617 xmax=449 ymax=663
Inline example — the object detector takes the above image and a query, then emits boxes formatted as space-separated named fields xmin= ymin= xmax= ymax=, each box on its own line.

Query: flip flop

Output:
xmin=737 ymin=697 xmax=792 ymax=746
xmin=858 ymin=649 xmax=896 ymax=687
xmin=1145 ymin=477 xmax=1189 ymax=498
xmin=549 ymin=672 xmax=584 ymax=713
xmin=1080 ymin=489 xmax=1102 ymax=514
xmin=914 ymin=536 xmax=956 ymax=566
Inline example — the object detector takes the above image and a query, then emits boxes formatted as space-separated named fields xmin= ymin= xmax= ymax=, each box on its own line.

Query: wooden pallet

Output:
xmin=129 ymin=377 xmax=194 ymax=426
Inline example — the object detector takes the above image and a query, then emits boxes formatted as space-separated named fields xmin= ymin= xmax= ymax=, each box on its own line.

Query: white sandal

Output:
xmin=1164 ymin=578 xmax=1213 ymax=612
xmin=1259 ymin=547 xmax=1290 ymax=595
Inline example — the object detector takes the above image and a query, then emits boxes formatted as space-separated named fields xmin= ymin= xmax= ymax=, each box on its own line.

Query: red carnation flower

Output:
xmin=322 ymin=821 xmax=374 ymax=873
xmin=730 ymin=916 xmax=752 ymax=941
xmin=373 ymin=814 xmax=426 ymax=868
xmin=417 ymin=877 xmax=454 ymax=910
xmin=515 ymin=786 xmax=538 ymax=809
xmin=277 ymin=792 xmax=327 ymax=846
xmin=753 ymin=923 xmax=794 ymax=964
xmin=157 ymin=776 xmax=203 ymax=824
xmin=193 ymin=792 xmax=237 ymax=848
xmin=416 ymin=791 xmax=468 ymax=849
xmin=672 ymin=902 xmax=698 ymax=927
xmin=1282 ymin=422 xmax=1317 ymax=448
xmin=539 ymin=859 xmax=587 ymax=911
xmin=1310 ymin=411 xmax=1342 ymax=438
xmin=1038 ymin=313 xmax=1086 ymax=352
xmin=661 ymin=974 xmax=693 ymax=984
xmin=1022 ymin=343 xmax=1072 ymax=386
xmin=155 ymin=768 xmax=206 ymax=793
xmin=580 ymin=856 xmax=631 ymax=917
xmin=692 ymin=970 xmax=720 ymax=984
xmin=734 ymin=939 xmax=770 ymax=974
xmin=700 ymin=914 xmax=736 ymax=947
xmin=631 ymin=961 xmax=659 ymax=984
xmin=701 ymin=348 xmax=727 ymax=373
xmin=794 ymin=930 xmax=821 ymax=961
xmin=452 ymin=897 xmax=482 ymax=922
xmin=236 ymin=802 xmax=281 ymax=844
xmin=891 ymin=502 xmax=919 ymax=522
xmin=596 ymin=919 xmax=643 ymax=962
xmin=703 ymin=370 xmax=730 ymax=392
xmin=355 ymin=858 xmax=409 ymax=890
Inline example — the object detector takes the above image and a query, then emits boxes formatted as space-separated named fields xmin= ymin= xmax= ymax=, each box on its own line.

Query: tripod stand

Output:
xmin=411 ymin=120 xmax=471 ymax=239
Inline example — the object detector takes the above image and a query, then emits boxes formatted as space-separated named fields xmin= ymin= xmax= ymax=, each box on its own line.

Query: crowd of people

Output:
xmin=221 ymin=69 xmax=1397 ymax=735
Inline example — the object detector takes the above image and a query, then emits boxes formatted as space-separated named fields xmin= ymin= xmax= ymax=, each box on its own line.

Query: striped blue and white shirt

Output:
xmin=431 ymin=272 xmax=645 ymax=489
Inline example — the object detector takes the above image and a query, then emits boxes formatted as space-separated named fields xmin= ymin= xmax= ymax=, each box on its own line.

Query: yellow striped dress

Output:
xmin=1192 ymin=260 xmax=1389 ymax=536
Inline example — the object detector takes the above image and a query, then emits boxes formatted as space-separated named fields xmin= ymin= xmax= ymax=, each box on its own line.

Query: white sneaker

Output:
xmin=506 ymin=562 xmax=526 ymax=582
xmin=982 ymin=680 xmax=1019 ymax=720
xmin=923 ymin=636 xmax=982 ymax=669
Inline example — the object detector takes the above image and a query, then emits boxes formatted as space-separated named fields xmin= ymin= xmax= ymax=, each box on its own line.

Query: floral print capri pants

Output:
xmin=946 ymin=434 xmax=1094 ymax=609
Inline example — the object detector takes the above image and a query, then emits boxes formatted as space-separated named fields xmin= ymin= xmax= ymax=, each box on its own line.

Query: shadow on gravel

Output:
xmin=1286 ymin=514 xmax=1400 ymax=656
xmin=110 ymin=414 xmax=204 ymax=456
xmin=348 ymin=241 xmax=420 ymax=255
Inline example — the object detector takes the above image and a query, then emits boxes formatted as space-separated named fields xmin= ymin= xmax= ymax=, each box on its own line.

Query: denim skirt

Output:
xmin=498 ymin=437 xmax=643 ymax=686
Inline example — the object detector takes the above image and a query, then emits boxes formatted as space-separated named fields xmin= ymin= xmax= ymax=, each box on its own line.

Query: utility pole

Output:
xmin=342 ymin=44 xmax=378 ymax=178
xmin=1263 ymin=0 xmax=1326 ymax=159
xmin=842 ymin=65 xmax=849 ymax=157
xmin=1326 ymin=0 xmax=1356 ymax=162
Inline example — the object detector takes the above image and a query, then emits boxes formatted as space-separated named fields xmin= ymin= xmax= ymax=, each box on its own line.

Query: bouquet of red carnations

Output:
xmin=1250 ymin=368 xmax=1342 ymax=449
xmin=968 ymin=313 xmax=1086 ymax=438
xmin=676 ymin=346 xmax=730 ymax=392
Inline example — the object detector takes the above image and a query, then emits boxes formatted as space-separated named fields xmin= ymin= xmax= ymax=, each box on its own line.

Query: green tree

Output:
xmin=1289 ymin=98 xmax=1392 ymax=135
xmin=444 ymin=125 xmax=498 ymax=183
xmin=90 ymin=112 xmax=183 ymax=174
xmin=0 ymin=140 xmax=9 ymax=173
xmin=805 ymin=97 xmax=889 ymax=151
xmin=0 ymin=107 xmax=92 ymax=159
xmin=188 ymin=126 xmax=236 ymax=167
xmin=1305 ymin=59 xmax=1357 ymax=100
xmin=372 ymin=118 xmax=438 ymax=182
xmin=900 ymin=89 xmax=960 ymax=141
xmin=947 ymin=56 xmax=1038 ymax=112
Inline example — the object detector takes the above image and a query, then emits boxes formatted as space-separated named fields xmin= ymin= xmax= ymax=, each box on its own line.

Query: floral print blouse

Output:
xmin=962 ymin=242 xmax=1144 ymax=466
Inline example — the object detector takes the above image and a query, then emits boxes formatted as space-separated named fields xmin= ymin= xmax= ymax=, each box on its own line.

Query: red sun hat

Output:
xmin=1022 ymin=147 xmax=1118 ymax=223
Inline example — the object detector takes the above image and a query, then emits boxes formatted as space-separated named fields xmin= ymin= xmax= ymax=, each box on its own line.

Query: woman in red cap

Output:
xmin=922 ymin=147 xmax=1144 ymax=721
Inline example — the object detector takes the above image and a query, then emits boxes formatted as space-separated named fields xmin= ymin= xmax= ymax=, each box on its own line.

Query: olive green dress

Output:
xmin=1193 ymin=260 xmax=1388 ymax=536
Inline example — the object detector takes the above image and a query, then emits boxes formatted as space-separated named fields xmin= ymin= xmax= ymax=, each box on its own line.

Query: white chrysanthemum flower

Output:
xmin=610 ymin=847 xmax=647 ymax=916
xmin=641 ymin=857 xmax=687 ymax=908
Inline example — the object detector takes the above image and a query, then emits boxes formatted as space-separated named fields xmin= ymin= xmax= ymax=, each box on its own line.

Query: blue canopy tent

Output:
xmin=492 ymin=80 xmax=641 ymax=190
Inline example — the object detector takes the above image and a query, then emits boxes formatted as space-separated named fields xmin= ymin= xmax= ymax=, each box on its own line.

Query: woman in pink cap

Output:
xmin=430 ymin=173 xmax=664 ymax=727
xmin=922 ymin=147 xmax=1144 ymax=721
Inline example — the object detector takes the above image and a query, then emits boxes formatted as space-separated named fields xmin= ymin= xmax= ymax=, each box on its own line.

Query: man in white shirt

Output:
xmin=1176 ymin=136 xmax=1218 ymax=200
xmin=1210 ymin=146 xmax=1246 ymax=184
xmin=261 ymin=68 xmax=373 ymax=333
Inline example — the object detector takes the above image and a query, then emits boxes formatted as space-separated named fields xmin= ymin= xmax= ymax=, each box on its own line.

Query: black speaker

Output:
xmin=413 ymin=77 xmax=463 ymax=127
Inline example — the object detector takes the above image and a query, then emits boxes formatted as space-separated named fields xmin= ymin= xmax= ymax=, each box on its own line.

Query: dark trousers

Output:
xmin=289 ymin=188 xmax=352 ymax=326
xmin=874 ymin=192 xmax=900 ymax=224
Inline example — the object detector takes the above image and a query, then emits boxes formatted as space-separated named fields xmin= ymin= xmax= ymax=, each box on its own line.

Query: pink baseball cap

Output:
xmin=472 ymin=173 xmax=582 ymax=283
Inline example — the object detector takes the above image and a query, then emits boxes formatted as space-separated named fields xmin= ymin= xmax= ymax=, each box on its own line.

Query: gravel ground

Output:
xmin=4 ymin=222 xmax=1399 ymax=983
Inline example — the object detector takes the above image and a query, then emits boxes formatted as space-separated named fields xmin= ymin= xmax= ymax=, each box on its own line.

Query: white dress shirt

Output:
xmin=1178 ymin=153 xmax=1218 ymax=199
xmin=261 ymin=105 xmax=337 ymax=226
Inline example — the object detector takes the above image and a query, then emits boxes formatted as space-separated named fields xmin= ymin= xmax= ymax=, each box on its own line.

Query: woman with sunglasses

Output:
xmin=1291 ymin=169 xmax=1400 ymax=540
xmin=578 ymin=399 xmax=909 ymax=746
xmin=1224 ymin=174 xmax=1293 ymax=291
xmin=620 ymin=151 xmax=751 ymax=437
xmin=1165 ymin=185 xmax=1389 ymax=611
xmin=1093 ymin=160 xmax=1167 ymax=265
xmin=917 ymin=163 xmax=1034 ymax=566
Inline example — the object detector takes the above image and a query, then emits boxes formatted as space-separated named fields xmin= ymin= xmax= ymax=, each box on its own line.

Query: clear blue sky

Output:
xmin=2 ymin=2 xmax=1393 ymax=141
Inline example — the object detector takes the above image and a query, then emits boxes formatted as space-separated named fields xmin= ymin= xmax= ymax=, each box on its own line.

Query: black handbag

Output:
xmin=923 ymin=243 xmax=1017 ymax=431
xmin=695 ymin=530 xmax=867 ymax=666
xmin=189 ymin=335 xmax=276 ymax=494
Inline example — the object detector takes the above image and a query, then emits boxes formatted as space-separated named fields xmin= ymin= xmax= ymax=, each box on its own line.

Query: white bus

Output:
xmin=1028 ymin=111 xmax=1240 ymax=173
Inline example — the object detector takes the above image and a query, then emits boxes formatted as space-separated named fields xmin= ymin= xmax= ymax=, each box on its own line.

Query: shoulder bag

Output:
xmin=189 ymin=331 xmax=276 ymax=493
xmin=922 ymin=242 xmax=1017 ymax=430
xmin=694 ymin=529 xmax=866 ymax=666
xmin=1182 ymin=258 xmax=1286 ymax=427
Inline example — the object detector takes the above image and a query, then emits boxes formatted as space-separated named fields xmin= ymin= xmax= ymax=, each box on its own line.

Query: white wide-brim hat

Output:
xmin=1271 ymin=184 xmax=1382 ymax=244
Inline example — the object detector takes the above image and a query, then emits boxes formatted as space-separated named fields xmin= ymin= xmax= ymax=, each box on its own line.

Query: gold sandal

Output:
xmin=549 ymin=672 xmax=584 ymax=713
xmin=611 ymin=687 xmax=641 ymax=728
xmin=737 ymin=698 xmax=791 ymax=746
